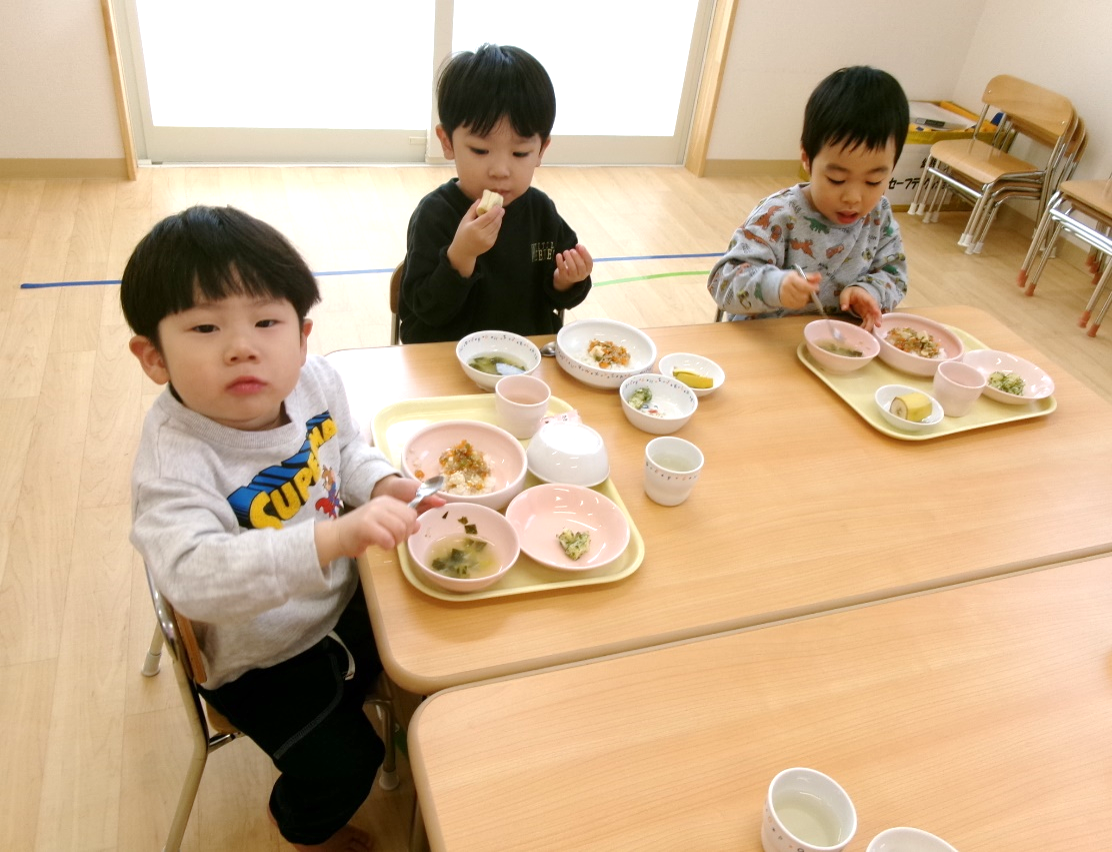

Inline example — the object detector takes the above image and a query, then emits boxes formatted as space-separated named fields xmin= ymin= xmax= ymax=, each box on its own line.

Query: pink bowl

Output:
xmin=873 ymin=313 xmax=964 ymax=377
xmin=505 ymin=484 xmax=630 ymax=571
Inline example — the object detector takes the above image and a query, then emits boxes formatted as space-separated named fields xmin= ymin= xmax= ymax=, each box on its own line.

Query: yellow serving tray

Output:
xmin=371 ymin=393 xmax=645 ymax=601
xmin=797 ymin=327 xmax=1056 ymax=441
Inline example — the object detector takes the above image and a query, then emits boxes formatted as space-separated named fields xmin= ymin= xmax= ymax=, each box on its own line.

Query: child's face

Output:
xmin=801 ymin=139 xmax=896 ymax=226
xmin=437 ymin=117 xmax=550 ymax=207
xmin=129 ymin=293 xmax=310 ymax=431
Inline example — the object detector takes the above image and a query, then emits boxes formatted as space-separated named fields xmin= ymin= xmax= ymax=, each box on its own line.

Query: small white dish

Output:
xmin=657 ymin=352 xmax=726 ymax=397
xmin=962 ymin=348 xmax=1055 ymax=404
xmin=866 ymin=827 xmax=958 ymax=852
xmin=875 ymin=384 xmax=944 ymax=432
xmin=619 ymin=373 xmax=698 ymax=435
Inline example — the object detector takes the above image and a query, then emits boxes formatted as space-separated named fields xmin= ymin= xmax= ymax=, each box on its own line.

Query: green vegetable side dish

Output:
xmin=628 ymin=387 xmax=653 ymax=410
xmin=817 ymin=339 xmax=863 ymax=357
xmin=988 ymin=370 xmax=1025 ymax=396
xmin=557 ymin=529 xmax=591 ymax=561
xmin=468 ymin=354 xmax=526 ymax=376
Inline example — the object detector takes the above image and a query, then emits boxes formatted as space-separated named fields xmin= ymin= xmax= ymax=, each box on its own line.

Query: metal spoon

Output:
xmin=540 ymin=341 xmax=557 ymax=357
xmin=796 ymin=265 xmax=846 ymax=345
xmin=408 ymin=474 xmax=445 ymax=509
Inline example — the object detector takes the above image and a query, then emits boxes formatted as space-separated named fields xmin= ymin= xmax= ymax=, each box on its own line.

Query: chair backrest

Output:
xmin=981 ymin=74 xmax=1075 ymax=147
xmin=389 ymin=260 xmax=404 ymax=345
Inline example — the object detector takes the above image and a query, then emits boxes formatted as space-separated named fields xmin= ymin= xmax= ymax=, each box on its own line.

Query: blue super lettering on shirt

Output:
xmin=227 ymin=413 xmax=337 ymax=529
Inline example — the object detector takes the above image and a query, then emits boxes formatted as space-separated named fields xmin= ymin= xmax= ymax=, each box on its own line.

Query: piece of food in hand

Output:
xmin=889 ymin=391 xmax=933 ymax=422
xmin=557 ymin=529 xmax=591 ymax=560
xmin=477 ymin=189 xmax=504 ymax=215
xmin=672 ymin=368 xmax=713 ymax=388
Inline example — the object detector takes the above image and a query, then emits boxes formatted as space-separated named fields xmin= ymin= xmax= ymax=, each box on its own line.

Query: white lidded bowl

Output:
xmin=400 ymin=420 xmax=527 ymax=511
xmin=657 ymin=352 xmax=726 ymax=397
xmin=619 ymin=373 xmax=698 ymax=435
xmin=407 ymin=503 xmax=520 ymax=593
xmin=555 ymin=319 xmax=656 ymax=389
xmin=526 ymin=420 xmax=610 ymax=487
xmin=456 ymin=330 xmax=542 ymax=391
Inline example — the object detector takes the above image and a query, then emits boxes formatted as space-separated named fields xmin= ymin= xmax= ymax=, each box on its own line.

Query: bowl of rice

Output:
xmin=872 ymin=312 xmax=964 ymax=377
xmin=555 ymin=319 xmax=657 ymax=389
xmin=400 ymin=420 xmax=527 ymax=511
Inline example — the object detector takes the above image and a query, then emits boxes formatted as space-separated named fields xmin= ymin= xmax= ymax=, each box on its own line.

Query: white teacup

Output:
xmin=761 ymin=767 xmax=857 ymax=852
xmin=495 ymin=374 xmax=551 ymax=439
xmin=931 ymin=359 xmax=985 ymax=417
xmin=866 ymin=826 xmax=958 ymax=851
xmin=643 ymin=436 xmax=703 ymax=506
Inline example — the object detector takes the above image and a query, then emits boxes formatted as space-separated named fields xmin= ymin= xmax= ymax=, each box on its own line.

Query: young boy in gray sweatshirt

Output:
xmin=122 ymin=204 xmax=442 ymax=852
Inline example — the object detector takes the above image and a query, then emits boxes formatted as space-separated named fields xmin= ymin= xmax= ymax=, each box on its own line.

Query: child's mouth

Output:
xmin=836 ymin=211 xmax=859 ymax=225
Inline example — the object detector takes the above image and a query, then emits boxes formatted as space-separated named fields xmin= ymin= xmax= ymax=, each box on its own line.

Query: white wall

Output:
xmin=0 ymin=0 xmax=122 ymax=158
xmin=708 ymin=0 xmax=988 ymax=161
xmin=0 ymin=0 xmax=1108 ymax=178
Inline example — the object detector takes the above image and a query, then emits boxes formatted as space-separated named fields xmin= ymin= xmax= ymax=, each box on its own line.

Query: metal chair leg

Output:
xmin=142 ymin=623 xmax=163 ymax=677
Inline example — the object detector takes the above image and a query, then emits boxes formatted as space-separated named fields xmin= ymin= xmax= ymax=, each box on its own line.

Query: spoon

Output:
xmin=796 ymin=265 xmax=846 ymax=345
xmin=408 ymin=474 xmax=445 ymax=509
xmin=541 ymin=341 xmax=557 ymax=357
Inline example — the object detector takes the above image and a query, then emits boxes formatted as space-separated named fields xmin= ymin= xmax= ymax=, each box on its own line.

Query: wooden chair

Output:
xmin=142 ymin=568 xmax=399 ymax=852
xmin=1017 ymin=171 xmax=1112 ymax=336
xmin=908 ymin=75 xmax=1076 ymax=253
xmin=389 ymin=260 xmax=404 ymax=345
xmin=959 ymin=115 xmax=1088 ymax=255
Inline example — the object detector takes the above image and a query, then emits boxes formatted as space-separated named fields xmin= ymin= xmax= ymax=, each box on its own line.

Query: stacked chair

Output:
xmin=1017 ymin=171 xmax=1112 ymax=336
xmin=908 ymin=74 xmax=1078 ymax=255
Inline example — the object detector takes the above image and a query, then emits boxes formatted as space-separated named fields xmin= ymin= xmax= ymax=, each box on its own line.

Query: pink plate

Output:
xmin=505 ymin=484 xmax=630 ymax=572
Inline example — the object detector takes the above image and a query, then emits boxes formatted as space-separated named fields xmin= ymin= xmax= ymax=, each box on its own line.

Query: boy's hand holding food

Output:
xmin=447 ymin=195 xmax=505 ymax=278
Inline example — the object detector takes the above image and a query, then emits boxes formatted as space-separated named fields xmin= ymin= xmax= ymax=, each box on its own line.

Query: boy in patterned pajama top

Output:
xmin=708 ymin=65 xmax=910 ymax=331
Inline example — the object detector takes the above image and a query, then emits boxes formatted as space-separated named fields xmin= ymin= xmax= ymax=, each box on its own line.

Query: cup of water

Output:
xmin=761 ymin=767 xmax=857 ymax=852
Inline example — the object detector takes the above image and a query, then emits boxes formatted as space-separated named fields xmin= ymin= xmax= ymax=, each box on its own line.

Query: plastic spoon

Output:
xmin=408 ymin=475 xmax=445 ymax=509
xmin=796 ymin=265 xmax=846 ymax=345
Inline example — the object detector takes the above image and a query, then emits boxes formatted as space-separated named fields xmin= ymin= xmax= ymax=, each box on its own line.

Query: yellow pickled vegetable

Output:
xmin=673 ymin=369 xmax=713 ymax=389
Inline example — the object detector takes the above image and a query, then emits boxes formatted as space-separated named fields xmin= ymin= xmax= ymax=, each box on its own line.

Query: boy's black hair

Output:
xmin=120 ymin=205 xmax=320 ymax=344
xmin=436 ymin=43 xmax=556 ymax=141
xmin=801 ymin=66 xmax=910 ymax=164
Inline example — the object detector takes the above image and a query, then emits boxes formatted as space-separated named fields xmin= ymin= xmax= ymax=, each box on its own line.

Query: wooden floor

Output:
xmin=1 ymin=165 xmax=1110 ymax=851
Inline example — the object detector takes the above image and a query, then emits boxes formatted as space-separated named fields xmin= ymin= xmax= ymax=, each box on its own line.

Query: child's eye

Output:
xmin=468 ymin=147 xmax=488 ymax=156
xmin=513 ymin=151 xmax=531 ymax=158
xmin=191 ymin=324 xmax=217 ymax=333
xmin=256 ymin=319 xmax=279 ymax=328
xmin=827 ymin=178 xmax=845 ymax=186
xmin=866 ymin=180 xmax=883 ymax=187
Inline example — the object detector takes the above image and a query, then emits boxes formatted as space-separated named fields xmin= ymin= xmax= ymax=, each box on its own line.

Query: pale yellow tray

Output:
xmin=371 ymin=394 xmax=645 ymax=601
xmin=797 ymin=327 xmax=1056 ymax=441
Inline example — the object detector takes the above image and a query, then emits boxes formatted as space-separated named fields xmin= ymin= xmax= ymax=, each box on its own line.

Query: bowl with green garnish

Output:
xmin=456 ymin=330 xmax=542 ymax=391
xmin=803 ymin=319 xmax=879 ymax=373
xmin=962 ymin=349 xmax=1055 ymax=404
xmin=407 ymin=502 xmax=520 ymax=593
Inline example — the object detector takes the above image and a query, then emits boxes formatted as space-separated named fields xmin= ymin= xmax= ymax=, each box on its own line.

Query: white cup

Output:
xmin=494 ymin=374 xmax=551 ymax=439
xmin=643 ymin=436 xmax=703 ymax=506
xmin=931 ymin=359 xmax=986 ymax=417
xmin=761 ymin=767 xmax=857 ymax=852
xmin=866 ymin=827 xmax=958 ymax=851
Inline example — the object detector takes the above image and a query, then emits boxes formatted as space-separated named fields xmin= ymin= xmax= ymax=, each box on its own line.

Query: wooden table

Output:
xmin=408 ymin=555 xmax=1112 ymax=851
xmin=332 ymin=306 xmax=1112 ymax=693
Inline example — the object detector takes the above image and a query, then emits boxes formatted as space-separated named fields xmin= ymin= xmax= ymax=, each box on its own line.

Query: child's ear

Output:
xmin=537 ymin=137 xmax=552 ymax=163
xmin=128 ymin=335 xmax=171 ymax=385
xmin=300 ymin=319 xmax=312 ymax=364
xmin=435 ymin=125 xmax=455 ymax=161
xmin=800 ymin=146 xmax=812 ymax=176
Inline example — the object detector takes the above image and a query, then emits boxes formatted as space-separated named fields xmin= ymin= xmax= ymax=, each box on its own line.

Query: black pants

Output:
xmin=200 ymin=585 xmax=385 ymax=845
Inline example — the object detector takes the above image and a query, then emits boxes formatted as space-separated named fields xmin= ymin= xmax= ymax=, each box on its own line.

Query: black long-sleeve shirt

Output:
xmin=399 ymin=179 xmax=591 ymax=343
